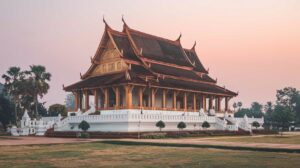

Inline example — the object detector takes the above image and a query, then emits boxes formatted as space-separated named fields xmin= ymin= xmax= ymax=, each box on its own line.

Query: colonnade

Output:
xmin=73 ymin=85 xmax=231 ymax=113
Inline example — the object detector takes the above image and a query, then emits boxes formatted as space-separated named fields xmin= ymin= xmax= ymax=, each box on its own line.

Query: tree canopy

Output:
xmin=1 ymin=65 xmax=51 ymax=121
xmin=48 ymin=104 xmax=67 ymax=116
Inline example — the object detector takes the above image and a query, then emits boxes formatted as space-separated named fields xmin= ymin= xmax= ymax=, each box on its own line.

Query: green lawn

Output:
xmin=213 ymin=135 xmax=300 ymax=144
xmin=0 ymin=141 xmax=299 ymax=168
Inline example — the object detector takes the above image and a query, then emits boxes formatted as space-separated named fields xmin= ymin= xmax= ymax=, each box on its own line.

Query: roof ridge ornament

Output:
xmin=176 ymin=33 xmax=182 ymax=41
xmin=192 ymin=41 xmax=196 ymax=50
xmin=103 ymin=15 xmax=111 ymax=29
xmin=122 ymin=14 xmax=129 ymax=29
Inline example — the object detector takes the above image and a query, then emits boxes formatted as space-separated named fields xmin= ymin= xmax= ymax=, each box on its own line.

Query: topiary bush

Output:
xmin=202 ymin=121 xmax=210 ymax=130
xmin=177 ymin=122 xmax=186 ymax=131
xmin=156 ymin=120 xmax=165 ymax=132
xmin=78 ymin=120 xmax=90 ymax=132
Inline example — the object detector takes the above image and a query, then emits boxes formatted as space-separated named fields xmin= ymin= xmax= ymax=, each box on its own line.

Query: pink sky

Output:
xmin=0 ymin=0 xmax=299 ymax=108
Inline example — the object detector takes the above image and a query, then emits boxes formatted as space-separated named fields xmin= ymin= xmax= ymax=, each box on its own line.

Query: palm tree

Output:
xmin=28 ymin=65 xmax=51 ymax=118
xmin=237 ymin=102 xmax=243 ymax=110
xmin=1 ymin=67 xmax=24 ymax=123
xmin=233 ymin=102 xmax=237 ymax=112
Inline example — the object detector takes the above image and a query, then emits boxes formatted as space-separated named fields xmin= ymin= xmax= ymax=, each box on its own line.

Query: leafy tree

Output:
xmin=276 ymin=87 xmax=300 ymax=126
xmin=177 ymin=121 xmax=186 ymax=131
xmin=276 ymin=87 xmax=299 ymax=108
xmin=27 ymin=65 xmax=51 ymax=118
xmin=78 ymin=120 xmax=90 ymax=132
xmin=202 ymin=121 xmax=210 ymax=130
xmin=250 ymin=102 xmax=263 ymax=118
xmin=0 ymin=94 xmax=14 ymax=129
xmin=272 ymin=105 xmax=294 ymax=135
xmin=48 ymin=104 xmax=67 ymax=116
xmin=234 ymin=108 xmax=251 ymax=117
xmin=155 ymin=120 xmax=165 ymax=132
xmin=252 ymin=121 xmax=260 ymax=129
xmin=234 ymin=102 xmax=264 ymax=118
xmin=2 ymin=66 xmax=25 ymax=123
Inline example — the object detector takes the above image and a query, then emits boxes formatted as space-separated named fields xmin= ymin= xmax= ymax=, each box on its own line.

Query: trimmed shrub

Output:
xmin=202 ymin=121 xmax=210 ymax=129
xmin=156 ymin=120 xmax=165 ymax=132
xmin=252 ymin=121 xmax=260 ymax=129
xmin=177 ymin=122 xmax=186 ymax=131
xmin=78 ymin=120 xmax=90 ymax=132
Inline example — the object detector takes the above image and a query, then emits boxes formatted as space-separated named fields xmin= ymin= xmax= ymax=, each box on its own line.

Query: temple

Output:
xmin=9 ymin=19 xmax=264 ymax=136
xmin=64 ymin=18 xmax=237 ymax=116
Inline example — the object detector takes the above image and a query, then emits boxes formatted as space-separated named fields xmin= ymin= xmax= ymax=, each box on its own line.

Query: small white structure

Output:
xmin=11 ymin=110 xmax=61 ymax=136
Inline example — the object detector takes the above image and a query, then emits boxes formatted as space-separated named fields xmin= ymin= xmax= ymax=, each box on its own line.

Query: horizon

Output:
xmin=1 ymin=0 xmax=299 ymax=108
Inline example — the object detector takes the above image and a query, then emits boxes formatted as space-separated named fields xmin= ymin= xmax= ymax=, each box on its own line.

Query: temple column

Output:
xmin=193 ymin=93 xmax=197 ymax=111
xmin=218 ymin=97 xmax=222 ymax=112
xmin=215 ymin=97 xmax=218 ymax=111
xmin=84 ymin=90 xmax=89 ymax=111
xmin=113 ymin=87 xmax=120 ymax=108
xmin=124 ymin=85 xmax=133 ymax=109
xmin=202 ymin=95 xmax=206 ymax=111
xmin=173 ymin=90 xmax=177 ymax=110
xmin=79 ymin=91 xmax=83 ymax=110
xmin=74 ymin=92 xmax=79 ymax=111
xmin=94 ymin=89 xmax=98 ymax=110
xmin=138 ymin=87 xmax=143 ymax=108
xmin=151 ymin=88 xmax=157 ymax=109
xmin=162 ymin=89 xmax=167 ymax=109
xmin=183 ymin=92 xmax=187 ymax=111
xmin=209 ymin=96 xmax=213 ymax=110
xmin=225 ymin=97 xmax=229 ymax=111
xmin=102 ymin=88 xmax=109 ymax=108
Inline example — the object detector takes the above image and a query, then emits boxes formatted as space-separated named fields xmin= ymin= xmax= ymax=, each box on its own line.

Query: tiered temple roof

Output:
xmin=64 ymin=19 xmax=237 ymax=97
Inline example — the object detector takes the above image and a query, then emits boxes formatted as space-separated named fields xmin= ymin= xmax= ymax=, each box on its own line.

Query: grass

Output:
xmin=0 ymin=141 xmax=300 ymax=168
xmin=213 ymin=135 xmax=300 ymax=144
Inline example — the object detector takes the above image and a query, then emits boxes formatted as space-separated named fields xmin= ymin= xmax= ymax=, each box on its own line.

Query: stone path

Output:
xmin=119 ymin=137 xmax=300 ymax=150
xmin=0 ymin=136 xmax=97 ymax=146
xmin=1 ymin=133 xmax=300 ymax=150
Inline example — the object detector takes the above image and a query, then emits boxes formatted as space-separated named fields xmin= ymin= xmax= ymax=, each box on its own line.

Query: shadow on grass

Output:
xmin=99 ymin=140 xmax=300 ymax=154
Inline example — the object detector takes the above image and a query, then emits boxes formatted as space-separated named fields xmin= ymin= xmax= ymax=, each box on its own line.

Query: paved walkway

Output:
xmin=0 ymin=136 xmax=97 ymax=146
xmin=1 ymin=133 xmax=300 ymax=150
xmin=119 ymin=138 xmax=300 ymax=150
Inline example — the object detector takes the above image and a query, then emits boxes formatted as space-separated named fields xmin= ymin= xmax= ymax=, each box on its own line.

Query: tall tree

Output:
xmin=237 ymin=102 xmax=243 ymax=110
xmin=250 ymin=102 xmax=263 ymax=117
xmin=272 ymin=105 xmax=294 ymax=133
xmin=28 ymin=65 xmax=51 ymax=118
xmin=264 ymin=101 xmax=274 ymax=128
xmin=1 ymin=67 xmax=24 ymax=123
xmin=276 ymin=87 xmax=300 ymax=125
xmin=233 ymin=102 xmax=237 ymax=112
xmin=0 ymin=94 xmax=15 ymax=129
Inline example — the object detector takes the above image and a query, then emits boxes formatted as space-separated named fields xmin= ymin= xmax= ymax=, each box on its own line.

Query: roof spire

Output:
xmin=192 ymin=41 xmax=196 ymax=50
xmin=122 ymin=14 xmax=129 ymax=30
xmin=176 ymin=33 xmax=182 ymax=41
xmin=102 ymin=15 xmax=111 ymax=29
